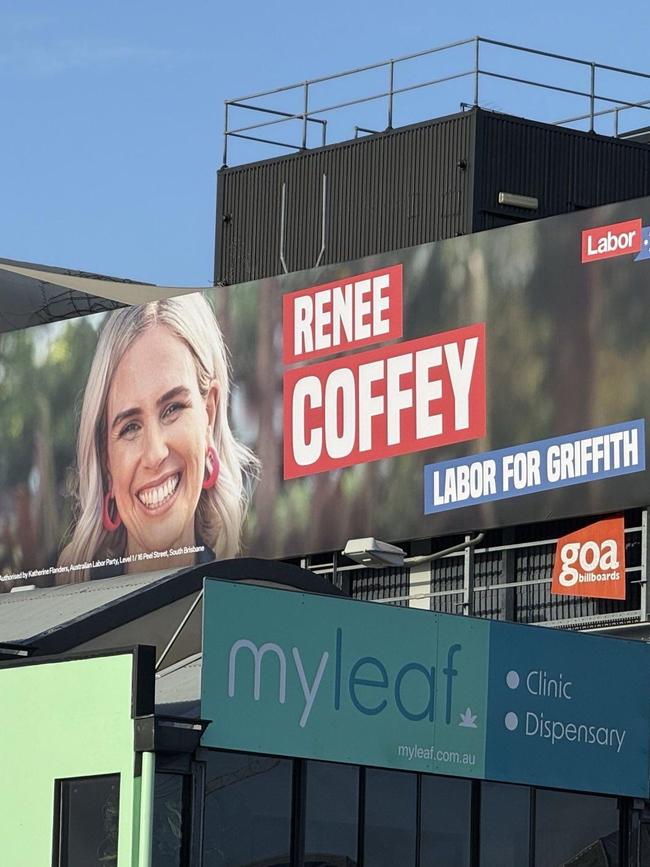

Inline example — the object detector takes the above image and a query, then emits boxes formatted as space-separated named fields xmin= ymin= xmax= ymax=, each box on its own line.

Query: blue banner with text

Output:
xmin=423 ymin=419 xmax=645 ymax=515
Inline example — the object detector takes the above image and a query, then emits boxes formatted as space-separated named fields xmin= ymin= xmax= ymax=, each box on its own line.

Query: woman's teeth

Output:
xmin=138 ymin=474 xmax=180 ymax=509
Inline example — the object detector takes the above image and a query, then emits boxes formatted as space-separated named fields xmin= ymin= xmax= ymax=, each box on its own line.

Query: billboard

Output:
xmin=201 ymin=580 xmax=650 ymax=797
xmin=2 ymin=195 xmax=650 ymax=585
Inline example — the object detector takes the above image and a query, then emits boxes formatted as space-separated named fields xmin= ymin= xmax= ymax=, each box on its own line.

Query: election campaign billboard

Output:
xmin=2 ymin=194 xmax=650 ymax=586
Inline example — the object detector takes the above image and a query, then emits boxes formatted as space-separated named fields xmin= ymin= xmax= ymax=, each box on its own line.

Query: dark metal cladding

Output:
xmin=215 ymin=110 xmax=476 ymax=284
xmin=474 ymin=111 xmax=650 ymax=231
xmin=215 ymin=106 xmax=650 ymax=284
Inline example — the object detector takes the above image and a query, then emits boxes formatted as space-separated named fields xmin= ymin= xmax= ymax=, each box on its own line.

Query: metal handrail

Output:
xmin=222 ymin=36 xmax=650 ymax=166
xmin=309 ymin=524 xmax=643 ymax=576
xmin=226 ymin=71 xmax=475 ymax=137
xmin=376 ymin=565 xmax=644 ymax=607
xmin=555 ymin=97 xmax=650 ymax=130
xmin=311 ymin=519 xmax=645 ymax=627
xmin=226 ymin=37 xmax=477 ymax=104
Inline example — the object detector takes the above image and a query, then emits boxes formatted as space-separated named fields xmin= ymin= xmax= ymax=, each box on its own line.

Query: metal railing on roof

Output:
xmin=222 ymin=36 xmax=650 ymax=166
xmin=305 ymin=510 xmax=648 ymax=631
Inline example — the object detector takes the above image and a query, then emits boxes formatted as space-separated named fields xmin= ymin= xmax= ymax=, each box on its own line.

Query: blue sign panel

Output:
xmin=423 ymin=419 xmax=645 ymax=515
xmin=201 ymin=579 xmax=650 ymax=797
xmin=485 ymin=622 xmax=650 ymax=796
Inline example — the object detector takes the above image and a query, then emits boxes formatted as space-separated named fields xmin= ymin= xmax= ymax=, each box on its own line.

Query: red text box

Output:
xmin=283 ymin=322 xmax=486 ymax=479
xmin=581 ymin=219 xmax=641 ymax=263
xmin=283 ymin=265 xmax=403 ymax=364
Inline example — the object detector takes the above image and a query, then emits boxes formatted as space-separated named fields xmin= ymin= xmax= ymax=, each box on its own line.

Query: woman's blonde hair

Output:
xmin=58 ymin=293 xmax=258 ymax=581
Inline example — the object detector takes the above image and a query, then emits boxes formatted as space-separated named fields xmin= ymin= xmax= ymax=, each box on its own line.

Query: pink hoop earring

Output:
xmin=102 ymin=492 xmax=122 ymax=532
xmin=202 ymin=445 xmax=220 ymax=490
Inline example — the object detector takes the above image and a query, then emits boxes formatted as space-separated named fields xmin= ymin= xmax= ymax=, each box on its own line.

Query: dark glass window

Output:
xmin=640 ymin=822 xmax=650 ymax=865
xmin=535 ymin=789 xmax=620 ymax=867
xmin=303 ymin=761 xmax=359 ymax=866
xmin=153 ymin=773 xmax=191 ymax=867
xmin=363 ymin=768 xmax=416 ymax=867
xmin=202 ymin=750 xmax=292 ymax=867
xmin=53 ymin=775 xmax=120 ymax=867
xmin=419 ymin=774 xmax=471 ymax=867
xmin=480 ymin=782 xmax=530 ymax=867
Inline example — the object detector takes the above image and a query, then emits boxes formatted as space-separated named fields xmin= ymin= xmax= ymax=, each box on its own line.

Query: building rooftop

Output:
xmin=156 ymin=652 xmax=202 ymax=718
xmin=0 ymin=558 xmax=344 ymax=659
xmin=0 ymin=569 xmax=177 ymax=644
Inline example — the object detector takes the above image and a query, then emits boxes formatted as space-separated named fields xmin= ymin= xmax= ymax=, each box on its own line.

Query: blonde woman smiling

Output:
xmin=58 ymin=294 xmax=258 ymax=582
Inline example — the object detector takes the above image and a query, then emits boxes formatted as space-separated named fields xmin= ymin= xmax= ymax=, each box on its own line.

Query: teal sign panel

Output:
xmin=201 ymin=579 xmax=650 ymax=797
xmin=485 ymin=622 xmax=650 ymax=796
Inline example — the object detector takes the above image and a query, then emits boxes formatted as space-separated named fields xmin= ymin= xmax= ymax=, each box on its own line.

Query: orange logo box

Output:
xmin=551 ymin=516 xmax=626 ymax=600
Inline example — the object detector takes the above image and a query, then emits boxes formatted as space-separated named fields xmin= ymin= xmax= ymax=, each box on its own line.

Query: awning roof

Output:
xmin=0 ymin=257 xmax=211 ymax=333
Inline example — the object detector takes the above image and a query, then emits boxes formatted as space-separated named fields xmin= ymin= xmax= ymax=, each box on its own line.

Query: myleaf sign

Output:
xmin=201 ymin=579 xmax=650 ymax=797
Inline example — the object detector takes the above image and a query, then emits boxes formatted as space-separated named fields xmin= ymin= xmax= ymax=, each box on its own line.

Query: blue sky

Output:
xmin=0 ymin=1 xmax=645 ymax=285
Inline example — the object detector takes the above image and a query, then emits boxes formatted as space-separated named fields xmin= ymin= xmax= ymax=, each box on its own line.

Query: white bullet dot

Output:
xmin=506 ymin=670 xmax=520 ymax=690
xmin=505 ymin=712 xmax=519 ymax=731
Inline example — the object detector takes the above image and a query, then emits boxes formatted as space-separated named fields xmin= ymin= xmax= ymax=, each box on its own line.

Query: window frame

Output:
xmin=153 ymin=769 xmax=194 ymax=867
xmin=197 ymin=748 xmax=631 ymax=867
xmin=51 ymin=773 xmax=121 ymax=867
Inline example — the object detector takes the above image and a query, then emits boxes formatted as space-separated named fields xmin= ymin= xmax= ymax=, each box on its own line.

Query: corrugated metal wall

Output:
xmin=351 ymin=566 xmax=409 ymax=606
xmin=215 ymin=107 xmax=650 ymax=284
xmin=215 ymin=112 xmax=476 ymax=283
xmin=473 ymin=112 xmax=650 ymax=230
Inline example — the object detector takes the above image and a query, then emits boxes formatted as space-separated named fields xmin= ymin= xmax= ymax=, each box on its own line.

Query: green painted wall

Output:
xmin=0 ymin=652 xmax=141 ymax=867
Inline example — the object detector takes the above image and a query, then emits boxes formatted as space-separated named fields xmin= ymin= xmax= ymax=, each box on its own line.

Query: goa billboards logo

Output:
xmin=581 ymin=218 xmax=650 ymax=263
xmin=551 ymin=516 xmax=626 ymax=600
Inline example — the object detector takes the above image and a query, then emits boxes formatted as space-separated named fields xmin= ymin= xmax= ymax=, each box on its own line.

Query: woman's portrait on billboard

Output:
xmin=58 ymin=294 xmax=259 ymax=581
